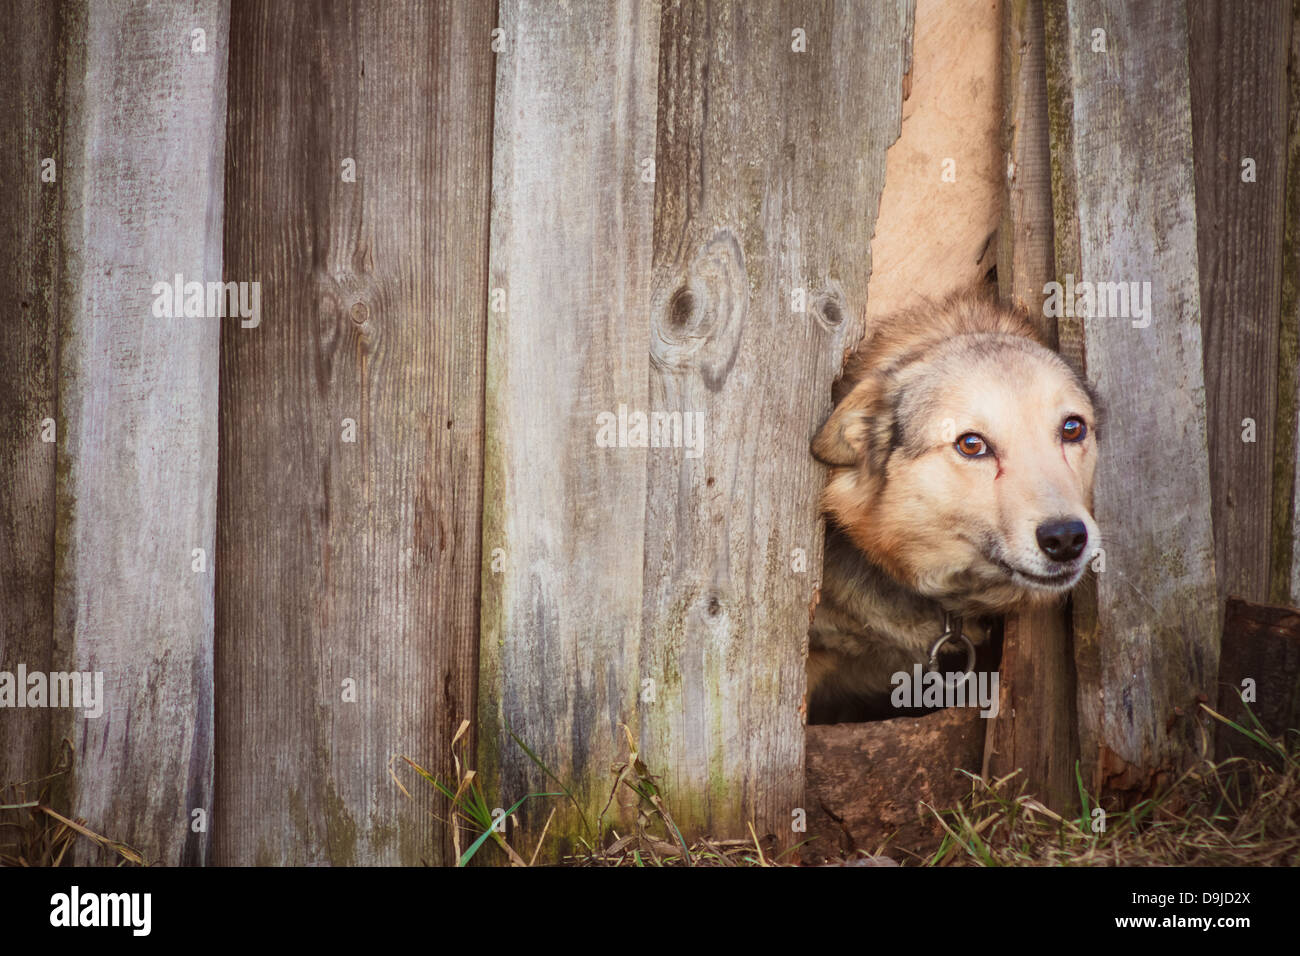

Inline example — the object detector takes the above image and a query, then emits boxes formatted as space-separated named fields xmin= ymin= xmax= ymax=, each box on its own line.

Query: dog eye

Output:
xmin=1062 ymin=417 xmax=1087 ymax=443
xmin=955 ymin=433 xmax=987 ymax=458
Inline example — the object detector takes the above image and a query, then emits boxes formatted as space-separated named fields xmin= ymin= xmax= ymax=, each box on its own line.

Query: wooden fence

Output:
xmin=1 ymin=0 xmax=1297 ymax=866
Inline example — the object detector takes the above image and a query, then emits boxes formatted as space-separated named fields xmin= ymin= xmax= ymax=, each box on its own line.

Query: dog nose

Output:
xmin=1036 ymin=518 xmax=1088 ymax=562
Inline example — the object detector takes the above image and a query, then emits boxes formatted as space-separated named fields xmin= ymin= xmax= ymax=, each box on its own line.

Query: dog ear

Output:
xmin=811 ymin=401 xmax=870 ymax=466
xmin=811 ymin=374 xmax=890 ymax=468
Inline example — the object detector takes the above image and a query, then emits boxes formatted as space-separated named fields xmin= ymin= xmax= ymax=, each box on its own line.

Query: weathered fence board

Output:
xmin=476 ymin=0 xmax=659 ymax=861
xmin=216 ymin=0 xmax=494 ymax=865
xmin=985 ymin=0 xmax=1079 ymax=813
xmin=1046 ymin=0 xmax=1220 ymax=797
xmin=1214 ymin=597 xmax=1300 ymax=761
xmin=53 ymin=0 xmax=228 ymax=864
xmin=0 ymin=0 xmax=62 ymax=804
xmin=644 ymin=0 xmax=911 ymax=846
xmin=1188 ymin=0 xmax=1290 ymax=607
xmin=5 ymin=0 xmax=1296 ymax=868
xmin=1281 ymin=1 xmax=1300 ymax=608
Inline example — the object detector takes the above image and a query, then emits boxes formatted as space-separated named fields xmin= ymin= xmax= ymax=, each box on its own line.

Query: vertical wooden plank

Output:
xmin=644 ymin=0 xmax=911 ymax=846
xmin=216 ymin=1 xmax=494 ymax=865
xmin=998 ymin=0 xmax=1056 ymax=335
xmin=1042 ymin=0 xmax=1083 ymax=375
xmin=0 ymin=0 xmax=62 ymax=802
xmin=986 ymin=0 xmax=1079 ymax=812
xmin=1045 ymin=0 xmax=1220 ymax=797
xmin=51 ymin=0 xmax=228 ymax=863
xmin=477 ymin=0 xmax=659 ymax=860
xmin=1215 ymin=598 xmax=1300 ymax=760
xmin=1188 ymin=0 xmax=1289 ymax=607
xmin=1277 ymin=0 xmax=1300 ymax=608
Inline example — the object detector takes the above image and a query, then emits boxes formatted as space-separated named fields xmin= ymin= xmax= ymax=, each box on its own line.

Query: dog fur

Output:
xmin=807 ymin=288 xmax=1101 ymax=723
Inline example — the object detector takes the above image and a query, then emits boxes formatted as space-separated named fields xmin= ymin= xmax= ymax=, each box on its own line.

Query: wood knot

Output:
xmin=668 ymin=287 xmax=695 ymax=329
xmin=813 ymin=290 xmax=849 ymax=330
xmin=350 ymin=301 xmax=370 ymax=326
xmin=650 ymin=230 xmax=748 ymax=391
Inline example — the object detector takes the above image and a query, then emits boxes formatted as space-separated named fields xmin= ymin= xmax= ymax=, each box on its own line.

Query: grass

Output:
xmin=0 ymin=756 xmax=146 ymax=867
xmin=922 ymin=702 xmax=1300 ymax=866
xmin=394 ymin=721 xmax=803 ymax=866
xmin=5 ymin=700 xmax=1296 ymax=867
xmin=391 ymin=719 xmax=564 ymax=866
xmin=400 ymin=700 xmax=1300 ymax=867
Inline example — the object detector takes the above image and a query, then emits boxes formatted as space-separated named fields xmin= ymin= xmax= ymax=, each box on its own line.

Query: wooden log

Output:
xmin=476 ymin=0 xmax=660 ymax=861
xmin=216 ymin=0 xmax=494 ymax=865
xmin=985 ymin=0 xmax=1079 ymax=813
xmin=0 ymin=0 xmax=62 ymax=801
xmin=644 ymin=0 xmax=912 ymax=850
xmin=1188 ymin=0 xmax=1290 ymax=607
xmin=804 ymin=709 xmax=985 ymax=863
xmin=1215 ymin=597 xmax=1300 ymax=760
xmin=51 ymin=0 xmax=228 ymax=864
xmin=1044 ymin=0 xmax=1220 ymax=799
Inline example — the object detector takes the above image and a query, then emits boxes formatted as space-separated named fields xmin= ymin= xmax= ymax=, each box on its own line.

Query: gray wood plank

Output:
xmin=476 ymin=0 xmax=660 ymax=862
xmin=52 ymin=0 xmax=228 ymax=864
xmin=986 ymin=0 xmax=1079 ymax=813
xmin=216 ymin=0 xmax=494 ymax=865
xmin=643 ymin=0 xmax=911 ymax=848
xmin=1046 ymin=0 xmax=1220 ymax=795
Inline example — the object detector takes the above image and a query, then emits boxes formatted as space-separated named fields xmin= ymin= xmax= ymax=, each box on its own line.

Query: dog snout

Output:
xmin=1035 ymin=518 xmax=1088 ymax=562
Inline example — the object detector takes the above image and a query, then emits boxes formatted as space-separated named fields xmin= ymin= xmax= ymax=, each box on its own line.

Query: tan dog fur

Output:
xmin=807 ymin=288 xmax=1101 ymax=723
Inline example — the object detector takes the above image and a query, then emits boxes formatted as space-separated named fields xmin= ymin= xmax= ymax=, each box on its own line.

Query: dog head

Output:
xmin=812 ymin=291 xmax=1101 ymax=613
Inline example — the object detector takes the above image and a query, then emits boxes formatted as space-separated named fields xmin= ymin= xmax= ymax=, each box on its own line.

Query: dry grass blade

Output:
xmin=38 ymin=807 xmax=146 ymax=865
xmin=922 ymin=714 xmax=1300 ymax=866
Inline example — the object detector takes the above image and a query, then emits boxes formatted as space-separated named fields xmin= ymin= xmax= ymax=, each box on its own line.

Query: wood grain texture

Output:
xmin=1278 ymin=0 xmax=1300 ymax=608
xmin=216 ymin=0 xmax=494 ymax=865
xmin=865 ymin=0 xmax=1004 ymax=319
xmin=1045 ymin=0 xmax=1220 ymax=798
xmin=476 ymin=0 xmax=660 ymax=861
xmin=51 ymin=0 xmax=228 ymax=864
xmin=997 ymin=0 xmax=1055 ymax=335
xmin=1188 ymin=0 xmax=1289 ymax=607
xmin=0 ymin=0 xmax=62 ymax=804
xmin=985 ymin=0 xmax=1079 ymax=812
xmin=805 ymin=709 xmax=984 ymax=863
xmin=1214 ymin=597 xmax=1300 ymax=761
xmin=646 ymin=0 xmax=911 ymax=848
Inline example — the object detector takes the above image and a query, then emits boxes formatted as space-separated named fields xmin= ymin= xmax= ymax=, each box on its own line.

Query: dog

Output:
xmin=806 ymin=288 xmax=1101 ymax=723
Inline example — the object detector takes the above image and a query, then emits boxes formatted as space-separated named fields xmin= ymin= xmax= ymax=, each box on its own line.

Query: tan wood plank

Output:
xmin=0 ymin=0 xmax=63 ymax=806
